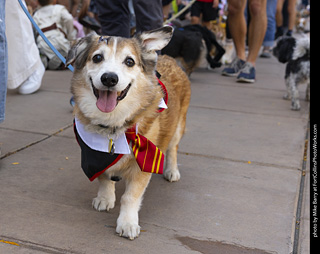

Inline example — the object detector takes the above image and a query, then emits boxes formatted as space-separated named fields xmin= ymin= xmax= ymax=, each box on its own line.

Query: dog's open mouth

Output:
xmin=90 ymin=78 xmax=131 ymax=113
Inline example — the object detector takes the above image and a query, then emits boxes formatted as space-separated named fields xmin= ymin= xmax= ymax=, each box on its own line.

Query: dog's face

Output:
xmin=66 ymin=27 xmax=173 ymax=130
xmin=273 ymin=36 xmax=296 ymax=63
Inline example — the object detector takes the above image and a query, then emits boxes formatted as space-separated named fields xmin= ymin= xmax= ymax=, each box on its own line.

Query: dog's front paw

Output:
xmin=116 ymin=219 xmax=140 ymax=240
xmin=92 ymin=196 xmax=115 ymax=212
xmin=291 ymin=105 xmax=301 ymax=111
xmin=164 ymin=168 xmax=181 ymax=182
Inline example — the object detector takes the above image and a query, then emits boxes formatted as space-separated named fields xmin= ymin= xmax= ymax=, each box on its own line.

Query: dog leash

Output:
xmin=17 ymin=0 xmax=74 ymax=72
xmin=163 ymin=0 xmax=196 ymax=25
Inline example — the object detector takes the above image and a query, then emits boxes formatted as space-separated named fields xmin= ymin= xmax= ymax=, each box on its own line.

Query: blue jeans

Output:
xmin=0 ymin=0 xmax=8 ymax=123
xmin=263 ymin=0 xmax=277 ymax=47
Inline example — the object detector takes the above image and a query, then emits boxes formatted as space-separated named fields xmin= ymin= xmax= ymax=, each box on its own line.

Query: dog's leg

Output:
xmin=92 ymin=174 xmax=116 ymax=212
xmin=283 ymin=78 xmax=291 ymax=100
xmin=306 ymin=82 xmax=310 ymax=101
xmin=164 ymin=120 xmax=184 ymax=182
xmin=116 ymin=170 xmax=151 ymax=240
xmin=290 ymin=78 xmax=301 ymax=110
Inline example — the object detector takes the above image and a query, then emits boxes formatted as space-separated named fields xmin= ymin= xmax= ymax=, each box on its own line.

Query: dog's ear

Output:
xmin=275 ymin=36 xmax=296 ymax=63
xmin=66 ymin=32 xmax=97 ymax=69
xmin=137 ymin=26 xmax=173 ymax=51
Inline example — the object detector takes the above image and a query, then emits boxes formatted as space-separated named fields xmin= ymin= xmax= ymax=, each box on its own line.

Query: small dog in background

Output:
xmin=162 ymin=24 xmax=225 ymax=76
xmin=295 ymin=7 xmax=310 ymax=34
xmin=162 ymin=27 xmax=205 ymax=76
xmin=273 ymin=36 xmax=310 ymax=110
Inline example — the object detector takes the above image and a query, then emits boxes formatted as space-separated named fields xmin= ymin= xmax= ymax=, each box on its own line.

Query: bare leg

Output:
xmin=227 ymin=0 xmax=247 ymax=61
xmin=247 ymin=0 xmax=267 ymax=65
xmin=275 ymin=0 xmax=285 ymax=27
xmin=191 ymin=15 xmax=201 ymax=25
xmin=287 ymin=0 xmax=297 ymax=32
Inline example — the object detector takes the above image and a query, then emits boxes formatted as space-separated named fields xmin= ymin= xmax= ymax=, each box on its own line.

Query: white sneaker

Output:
xmin=19 ymin=63 xmax=45 ymax=95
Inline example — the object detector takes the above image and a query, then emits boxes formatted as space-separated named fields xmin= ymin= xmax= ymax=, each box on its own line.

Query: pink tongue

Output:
xmin=96 ymin=90 xmax=118 ymax=113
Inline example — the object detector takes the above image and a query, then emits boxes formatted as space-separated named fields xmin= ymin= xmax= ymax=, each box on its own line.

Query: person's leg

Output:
xmin=236 ymin=0 xmax=266 ymax=82
xmin=190 ymin=1 xmax=202 ymax=25
xmin=133 ymin=0 xmax=163 ymax=33
xmin=275 ymin=0 xmax=285 ymax=38
xmin=202 ymin=2 xmax=219 ymax=30
xmin=286 ymin=0 xmax=297 ymax=36
xmin=162 ymin=0 xmax=173 ymax=21
xmin=227 ymin=0 xmax=247 ymax=61
xmin=95 ymin=0 xmax=130 ymax=37
xmin=262 ymin=0 xmax=277 ymax=47
xmin=261 ymin=0 xmax=277 ymax=57
xmin=221 ymin=0 xmax=247 ymax=76
xmin=246 ymin=0 xmax=267 ymax=65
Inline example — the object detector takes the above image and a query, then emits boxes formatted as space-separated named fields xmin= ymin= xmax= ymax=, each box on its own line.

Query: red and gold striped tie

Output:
xmin=125 ymin=127 xmax=164 ymax=174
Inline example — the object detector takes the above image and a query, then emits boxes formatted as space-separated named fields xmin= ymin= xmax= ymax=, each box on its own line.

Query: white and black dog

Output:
xmin=273 ymin=36 xmax=310 ymax=110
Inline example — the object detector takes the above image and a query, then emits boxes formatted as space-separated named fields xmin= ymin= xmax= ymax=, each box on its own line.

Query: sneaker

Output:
xmin=18 ymin=63 xmax=45 ymax=94
xmin=237 ymin=62 xmax=256 ymax=83
xmin=260 ymin=47 xmax=272 ymax=58
xmin=221 ymin=57 xmax=246 ymax=77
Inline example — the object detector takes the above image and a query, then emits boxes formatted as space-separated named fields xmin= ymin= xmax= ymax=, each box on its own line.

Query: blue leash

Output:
xmin=17 ymin=0 xmax=74 ymax=72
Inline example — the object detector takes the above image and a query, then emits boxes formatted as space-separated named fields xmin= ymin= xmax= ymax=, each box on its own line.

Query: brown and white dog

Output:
xmin=66 ymin=26 xmax=191 ymax=240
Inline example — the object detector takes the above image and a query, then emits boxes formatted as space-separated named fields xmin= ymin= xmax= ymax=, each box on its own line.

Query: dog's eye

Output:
xmin=92 ymin=54 xmax=104 ymax=63
xmin=124 ymin=57 xmax=135 ymax=67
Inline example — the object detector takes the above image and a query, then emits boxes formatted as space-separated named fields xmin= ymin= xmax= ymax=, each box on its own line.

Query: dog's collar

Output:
xmin=75 ymin=117 xmax=131 ymax=154
xmin=156 ymin=71 xmax=168 ymax=112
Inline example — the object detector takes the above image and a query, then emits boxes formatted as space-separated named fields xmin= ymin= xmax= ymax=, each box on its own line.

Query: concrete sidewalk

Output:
xmin=0 ymin=54 xmax=309 ymax=254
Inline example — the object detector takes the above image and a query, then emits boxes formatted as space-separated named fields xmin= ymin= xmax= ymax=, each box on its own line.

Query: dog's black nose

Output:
xmin=101 ymin=72 xmax=118 ymax=87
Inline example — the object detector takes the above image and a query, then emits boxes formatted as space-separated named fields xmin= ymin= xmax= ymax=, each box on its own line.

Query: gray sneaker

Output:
xmin=237 ymin=62 xmax=256 ymax=83
xmin=222 ymin=57 xmax=246 ymax=76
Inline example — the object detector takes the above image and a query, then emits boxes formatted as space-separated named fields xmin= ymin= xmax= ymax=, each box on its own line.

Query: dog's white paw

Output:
xmin=291 ymin=105 xmax=301 ymax=111
xmin=92 ymin=196 xmax=115 ymax=212
xmin=116 ymin=221 xmax=140 ymax=240
xmin=164 ymin=168 xmax=181 ymax=182
xmin=291 ymin=101 xmax=301 ymax=111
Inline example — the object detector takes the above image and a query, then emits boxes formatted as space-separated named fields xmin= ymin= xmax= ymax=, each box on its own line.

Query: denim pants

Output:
xmin=263 ymin=0 xmax=277 ymax=47
xmin=0 ymin=0 xmax=7 ymax=123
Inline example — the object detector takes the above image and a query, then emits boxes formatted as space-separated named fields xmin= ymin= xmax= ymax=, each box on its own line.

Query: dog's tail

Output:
xmin=293 ymin=36 xmax=310 ymax=60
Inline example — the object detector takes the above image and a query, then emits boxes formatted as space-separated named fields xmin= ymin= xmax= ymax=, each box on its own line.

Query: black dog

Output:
xmin=273 ymin=36 xmax=310 ymax=110
xmin=162 ymin=24 xmax=225 ymax=75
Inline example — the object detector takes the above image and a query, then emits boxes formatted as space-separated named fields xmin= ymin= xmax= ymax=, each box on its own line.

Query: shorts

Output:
xmin=162 ymin=0 xmax=172 ymax=6
xmin=191 ymin=1 xmax=218 ymax=22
